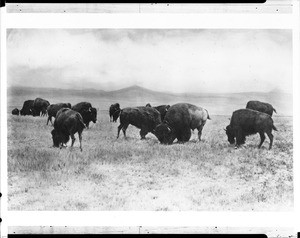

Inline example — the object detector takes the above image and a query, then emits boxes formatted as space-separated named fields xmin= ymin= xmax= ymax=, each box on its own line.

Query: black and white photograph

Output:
xmin=6 ymin=28 xmax=293 ymax=211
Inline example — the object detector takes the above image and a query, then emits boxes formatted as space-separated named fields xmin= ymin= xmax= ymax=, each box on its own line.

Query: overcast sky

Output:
xmin=7 ymin=29 xmax=292 ymax=94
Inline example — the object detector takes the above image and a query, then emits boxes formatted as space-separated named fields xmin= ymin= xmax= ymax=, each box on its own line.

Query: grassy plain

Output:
xmin=7 ymin=98 xmax=293 ymax=210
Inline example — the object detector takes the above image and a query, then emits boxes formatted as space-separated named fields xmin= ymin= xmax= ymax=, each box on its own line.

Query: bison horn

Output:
xmin=223 ymin=128 xmax=226 ymax=131
xmin=89 ymin=107 xmax=92 ymax=112
xmin=167 ymin=126 xmax=171 ymax=132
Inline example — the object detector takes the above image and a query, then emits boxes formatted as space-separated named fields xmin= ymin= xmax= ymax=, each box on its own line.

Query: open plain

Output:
xmin=7 ymin=86 xmax=293 ymax=211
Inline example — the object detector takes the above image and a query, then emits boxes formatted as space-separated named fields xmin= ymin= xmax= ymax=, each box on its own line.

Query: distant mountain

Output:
xmin=7 ymin=85 xmax=293 ymax=116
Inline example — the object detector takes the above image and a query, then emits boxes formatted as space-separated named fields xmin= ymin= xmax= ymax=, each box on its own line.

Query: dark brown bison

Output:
xmin=225 ymin=109 xmax=277 ymax=150
xmin=20 ymin=100 xmax=34 ymax=116
xmin=33 ymin=98 xmax=50 ymax=116
xmin=109 ymin=103 xmax=121 ymax=122
xmin=145 ymin=103 xmax=170 ymax=121
xmin=117 ymin=106 xmax=162 ymax=139
xmin=154 ymin=103 xmax=211 ymax=145
xmin=72 ymin=102 xmax=97 ymax=128
xmin=47 ymin=103 xmax=72 ymax=125
xmin=246 ymin=100 xmax=277 ymax=116
xmin=51 ymin=108 xmax=86 ymax=151
xmin=12 ymin=108 xmax=19 ymax=115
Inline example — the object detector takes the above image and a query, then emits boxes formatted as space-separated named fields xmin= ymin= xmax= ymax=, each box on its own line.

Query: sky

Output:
xmin=7 ymin=29 xmax=292 ymax=94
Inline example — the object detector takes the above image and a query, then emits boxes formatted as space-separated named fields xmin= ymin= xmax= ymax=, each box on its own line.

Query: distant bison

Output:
xmin=246 ymin=100 xmax=277 ymax=116
xmin=47 ymin=103 xmax=72 ymax=125
xmin=51 ymin=108 xmax=86 ymax=151
xmin=117 ymin=106 xmax=162 ymax=139
xmin=225 ymin=109 xmax=277 ymax=150
xmin=20 ymin=100 xmax=34 ymax=116
xmin=145 ymin=103 xmax=170 ymax=121
xmin=33 ymin=98 xmax=50 ymax=116
xmin=154 ymin=103 xmax=211 ymax=144
xmin=109 ymin=103 xmax=121 ymax=122
xmin=12 ymin=108 xmax=19 ymax=115
xmin=72 ymin=102 xmax=97 ymax=128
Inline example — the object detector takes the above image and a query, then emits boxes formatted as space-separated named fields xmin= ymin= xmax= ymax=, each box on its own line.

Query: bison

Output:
xmin=109 ymin=103 xmax=121 ymax=122
xmin=145 ymin=103 xmax=170 ymax=121
xmin=154 ymin=103 xmax=211 ymax=145
xmin=51 ymin=108 xmax=86 ymax=151
xmin=246 ymin=100 xmax=277 ymax=116
xmin=47 ymin=103 xmax=72 ymax=125
xmin=20 ymin=100 xmax=34 ymax=116
xmin=225 ymin=109 xmax=277 ymax=150
xmin=117 ymin=106 xmax=162 ymax=139
xmin=33 ymin=98 xmax=50 ymax=116
xmin=12 ymin=108 xmax=19 ymax=115
xmin=72 ymin=102 xmax=97 ymax=128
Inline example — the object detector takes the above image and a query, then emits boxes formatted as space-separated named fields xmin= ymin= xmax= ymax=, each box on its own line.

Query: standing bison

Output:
xmin=72 ymin=102 xmax=97 ymax=128
xmin=117 ymin=106 xmax=162 ymax=139
xmin=109 ymin=103 xmax=121 ymax=122
xmin=246 ymin=100 xmax=277 ymax=116
xmin=20 ymin=100 xmax=34 ymax=116
xmin=154 ymin=103 xmax=211 ymax=144
xmin=47 ymin=103 xmax=72 ymax=125
xmin=145 ymin=103 xmax=170 ymax=121
xmin=51 ymin=108 xmax=86 ymax=151
xmin=33 ymin=98 xmax=50 ymax=116
xmin=225 ymin=109 xmax=277 ymax=150
xmin=12 ymin=108 xmax=19 ymax=115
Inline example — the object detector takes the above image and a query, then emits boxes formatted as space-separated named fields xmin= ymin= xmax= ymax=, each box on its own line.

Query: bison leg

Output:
xmin=78 ymin=131 xmax=83 ymax=152
xmin=70 ymin=134 xmax=76 ymax=147
xmin=266 ymin=131 xmax=274 ymax=150
xmin=197 ymin=123 xmax=205 ymax=141
xmin=117 ymin=123 xmax=128 ymax=138
xmin=258 ymin=132 xmax=266 ymax=148
xmin=235 ymin=127 xmax=244 ymax=148
xmin=86 ymin=122 xmax=90 ymax=129
xmin=140 ymin=128 xmax=148 ymax=140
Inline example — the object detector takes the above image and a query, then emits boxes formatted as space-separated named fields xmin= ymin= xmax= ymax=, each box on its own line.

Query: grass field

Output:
xmin=7 ymin=94 xmax=293 ymax=210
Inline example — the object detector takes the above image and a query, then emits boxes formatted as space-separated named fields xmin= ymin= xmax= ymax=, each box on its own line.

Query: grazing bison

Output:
xmin=72 ymin=102 xmax=97 ymax=128
xmin=12 ymin=108 xmax=19 ymax=115
xmin=225 ymin=109 xmax=277 ymax=150
xmin=145 ymin=103 xmax=171 ymax=121
xmin=109 ymin=103 xmax=121 ymax=122
xmin=20 ymin=100 xmax=34 ymax=116
xmin=246 ymin=100 xmax=277 ymax=116
xmin=117 ymin=106 xmax=162 ymax=139
xmin=154 ymin=103 xmax=211 ymax=145
xmin=33 ymin=98 xmax=50 ymax=116
xmin=47 ymin=103 xmax=72 ymax=125
xmin=51 ymin=108 xmax=86 ymax=151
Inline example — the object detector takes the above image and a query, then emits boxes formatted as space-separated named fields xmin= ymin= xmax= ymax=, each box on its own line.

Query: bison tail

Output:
xmin=273 ymin=108 xmax=277 ymax=114
xmin=205 ymin=109 xmax=211 ymax=120
xmin=272 ymin=125 xmax=278 ymax=131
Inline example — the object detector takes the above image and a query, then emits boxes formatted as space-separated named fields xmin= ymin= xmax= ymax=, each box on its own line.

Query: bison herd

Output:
xmin=12 ymin=98 xmax=278 ymax=151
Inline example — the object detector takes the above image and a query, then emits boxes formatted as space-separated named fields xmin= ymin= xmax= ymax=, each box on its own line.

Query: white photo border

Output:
xmin=1 ymin=2 xmax=299 ymax=236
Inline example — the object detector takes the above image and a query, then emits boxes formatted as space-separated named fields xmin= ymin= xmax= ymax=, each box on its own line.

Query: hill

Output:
xmin=7 ymin=85 xmax=292 ymax=116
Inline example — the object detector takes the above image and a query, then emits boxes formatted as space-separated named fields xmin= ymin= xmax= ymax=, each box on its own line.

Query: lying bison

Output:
xmin=47 ymin=103 xmax=72 ymax=125
xmin=225 ymin=109 xmax=277 ymax=150
xmin=109 ymin=103 xmax=121 ymax=122
xmin=51 ymin=108 xmax=86 ymax=151
xmin=20 ymin=100 xmax=34 ymax=116
xmin=33 ymin=97 xmax=50 ymax=116
xmin=117 ymin=106 xmax=162 ymax=139
xmin=12 ymin=108 xmax=19 ymax=115
xmin=246 ymin=100 xmax=277 ymax=116
xmin=154 ymin=103 xmax=211 ymax=144
xmin=145 ymin=103 xmax=170 ymax=121
xmin=72 ymin=102 xmax=97 ymax=128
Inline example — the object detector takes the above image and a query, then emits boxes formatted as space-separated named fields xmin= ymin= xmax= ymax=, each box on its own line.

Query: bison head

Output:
xmin=225 ymin=125 xmax=235 ymax=144
xmin=91 ymin=107 xmax=97 ymax=123
xmin=51 ymin=129 xmax=70 ymax=147
xmin=146 ymin=103 xmax=152 ymax=107
xmin=154 ymin=123 xmax=174 ymax=145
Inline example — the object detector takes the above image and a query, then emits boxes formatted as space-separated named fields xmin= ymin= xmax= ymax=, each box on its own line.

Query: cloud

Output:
xmin=7 ymin=29 xmax=292 ymax=93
